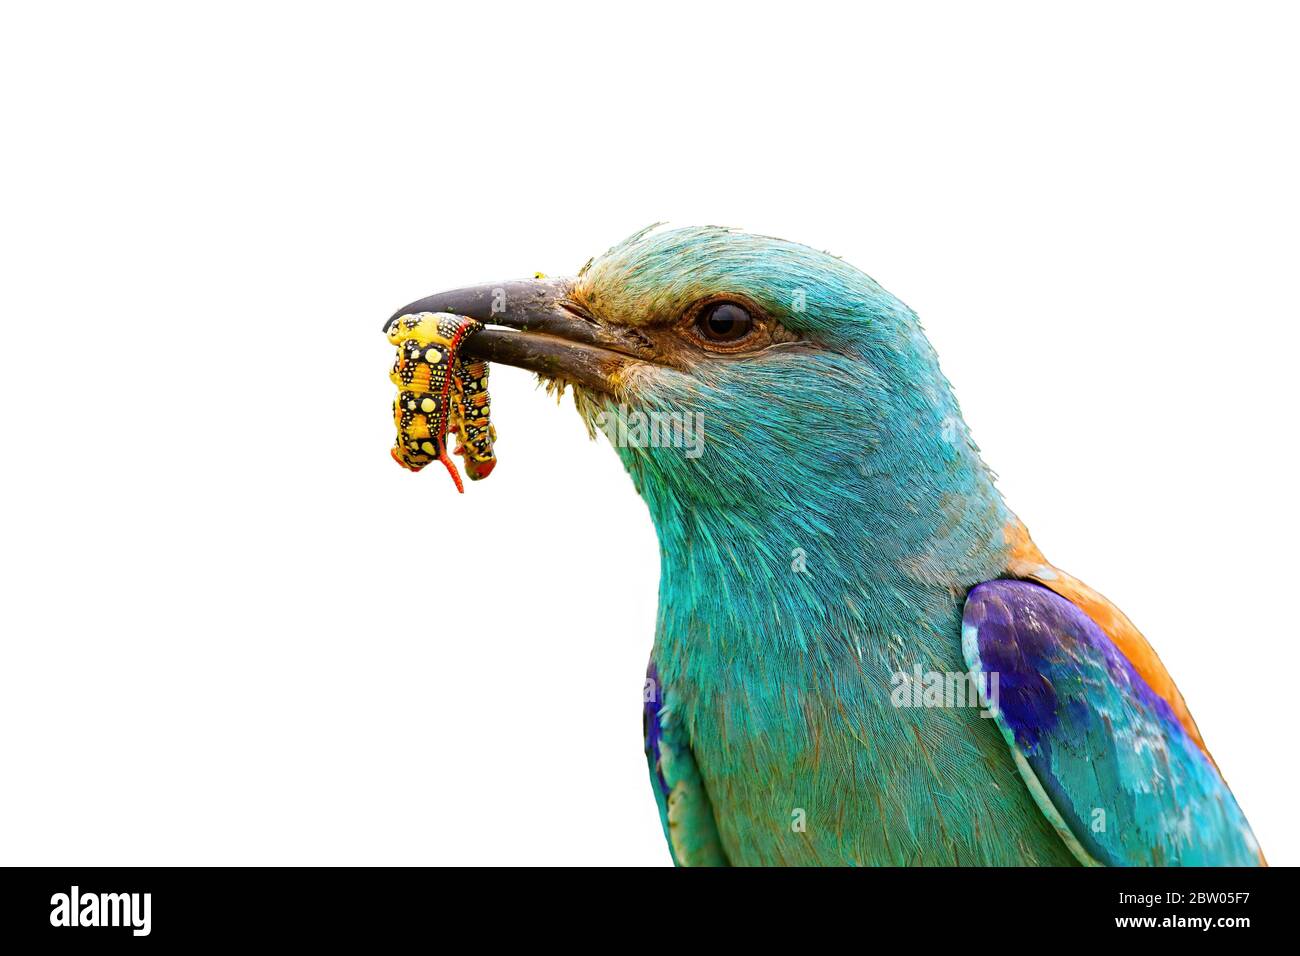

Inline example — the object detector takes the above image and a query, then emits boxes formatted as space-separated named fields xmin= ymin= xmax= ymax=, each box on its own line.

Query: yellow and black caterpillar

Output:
xmin=387 ymin=311 xmax=497 ymax=492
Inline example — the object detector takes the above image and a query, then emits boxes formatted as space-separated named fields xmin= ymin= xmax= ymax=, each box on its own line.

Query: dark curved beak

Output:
xmin=385 ymin=277 xmax=647 ymax=394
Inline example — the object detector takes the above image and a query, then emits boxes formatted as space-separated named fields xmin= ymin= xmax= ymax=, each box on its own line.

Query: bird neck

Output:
xmin=623 ymin=409 xmax=1015 ymax=679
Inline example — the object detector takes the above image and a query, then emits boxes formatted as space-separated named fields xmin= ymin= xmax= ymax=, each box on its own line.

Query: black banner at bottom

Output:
xmin=0 ymin=865 xmax=1288 ymax=943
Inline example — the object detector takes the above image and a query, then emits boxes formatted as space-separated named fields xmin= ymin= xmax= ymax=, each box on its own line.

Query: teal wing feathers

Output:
xmin=961 ymin=579 xmax=1261 ymax=866
xmin=644 ymin=662 xmax=728 ymax=866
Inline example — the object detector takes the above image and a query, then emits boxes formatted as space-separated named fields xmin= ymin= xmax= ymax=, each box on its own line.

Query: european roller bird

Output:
xmin=388 ymin=225 xmax=1263 ymax=866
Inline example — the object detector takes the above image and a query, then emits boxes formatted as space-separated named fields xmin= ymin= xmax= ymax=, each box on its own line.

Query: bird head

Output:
xmin=388 ymin=226 xmax=982 ymax=526
xmin=389 ymin=224 xmax=1014 ymax=654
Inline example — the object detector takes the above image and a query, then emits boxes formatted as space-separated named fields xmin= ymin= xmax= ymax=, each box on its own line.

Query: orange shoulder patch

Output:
xmin=1001 ymin=519 xmax=1213 ymax=765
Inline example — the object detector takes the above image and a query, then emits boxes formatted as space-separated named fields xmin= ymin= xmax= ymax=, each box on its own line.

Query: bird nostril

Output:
xmin=624 ymin=329 xmax=653 ymax=352
xmin=560 ymin=300 xmax=599 ymax=325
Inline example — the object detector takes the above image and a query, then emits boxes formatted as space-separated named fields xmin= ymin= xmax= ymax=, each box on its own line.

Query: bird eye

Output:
xmin=695 ymin=301 xmax=754 ymax=344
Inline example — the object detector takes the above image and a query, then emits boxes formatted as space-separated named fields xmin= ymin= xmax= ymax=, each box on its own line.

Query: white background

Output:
xmin=2 ymin=2 xmax=1296 ymax=866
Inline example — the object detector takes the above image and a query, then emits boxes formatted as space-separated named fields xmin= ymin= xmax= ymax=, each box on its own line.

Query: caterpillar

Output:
xmin=387 ymin=311 xmax=497 ymax=492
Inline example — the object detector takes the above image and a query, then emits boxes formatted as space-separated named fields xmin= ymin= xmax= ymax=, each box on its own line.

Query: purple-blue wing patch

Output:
xmin=962 ymin=579 xmax=1261 ymax=866
xmin=643 ymin=660 xmax=728 ymax=866
xmin=644 ymin=662 xmax=670 ymax=798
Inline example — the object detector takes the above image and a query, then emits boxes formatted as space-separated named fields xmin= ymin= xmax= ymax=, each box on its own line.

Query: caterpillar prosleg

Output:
xmin=387 ymin=311 xmax=497 ymax=492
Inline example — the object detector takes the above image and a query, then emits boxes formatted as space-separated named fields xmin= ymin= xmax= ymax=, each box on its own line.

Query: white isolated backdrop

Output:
xmin=1 ymin=1 xmax=1296 ymax=866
